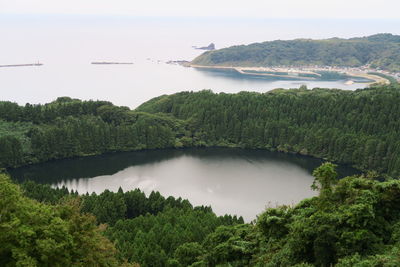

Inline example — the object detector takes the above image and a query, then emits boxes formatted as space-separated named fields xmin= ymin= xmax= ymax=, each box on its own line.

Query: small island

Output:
xmin=193 ymin=43 xmax=215 ymax=51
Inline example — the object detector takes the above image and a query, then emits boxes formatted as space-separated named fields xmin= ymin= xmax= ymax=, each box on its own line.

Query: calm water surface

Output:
xmin=1 ymin=16 xmax=400 ymax=108
xmin=10 ymin=148 xmax=358 ymax=221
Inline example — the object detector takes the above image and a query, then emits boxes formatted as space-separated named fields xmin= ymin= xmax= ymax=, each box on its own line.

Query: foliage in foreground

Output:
xmin=162 ymin=163 xmax=400 ymax=266
xmin=17 ymin=179 xmax=243 ymax=267
xmin=250 ymin=163 xmax=400 ymax=266
xmin=5 ymin=163 xmax=400 ymax=266
xmin=0 ymin=174 xmax=121 ymax=267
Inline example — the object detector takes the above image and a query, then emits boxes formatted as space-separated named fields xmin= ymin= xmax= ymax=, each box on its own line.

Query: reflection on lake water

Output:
xmin=10 ymin=148 xmax=358 ymax=221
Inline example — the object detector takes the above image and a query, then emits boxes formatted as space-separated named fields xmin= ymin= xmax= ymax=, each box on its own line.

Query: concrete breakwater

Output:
xmin=0 ymin=63 xmax=43 ymax=68
xmin=91 ymin=62 xmax=133 ymax=65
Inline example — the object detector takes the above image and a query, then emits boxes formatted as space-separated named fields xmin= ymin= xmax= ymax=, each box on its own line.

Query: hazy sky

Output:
xmin=1 ymin=0 xmax=399 ymax=19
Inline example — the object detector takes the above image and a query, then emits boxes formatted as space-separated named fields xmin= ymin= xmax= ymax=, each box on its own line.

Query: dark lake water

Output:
xmin=10 ymin=148 xmax=358 ymax=221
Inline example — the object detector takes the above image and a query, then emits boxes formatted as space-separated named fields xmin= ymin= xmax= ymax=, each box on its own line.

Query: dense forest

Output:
xmin=1 ymin=84 xmax=400 ymax=177
xmin=1 ymin=173 xmax=242 ymax=266
xmin=191 ymin=33 xmax=400 ymax=72
xmin=138 ymin=84 xmax=400 ymax=177
xmin=0 ymin=97 xmax=181 ymax=168
xmin=4 ymin=162 xmax=400 ymax=266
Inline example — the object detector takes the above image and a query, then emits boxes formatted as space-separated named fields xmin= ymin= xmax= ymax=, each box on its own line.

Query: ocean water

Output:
xmin=1 ymin=15 xmax=399 ymax=108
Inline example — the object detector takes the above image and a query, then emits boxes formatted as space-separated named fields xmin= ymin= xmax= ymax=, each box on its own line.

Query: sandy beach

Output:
xmin=189 ymin=64 xmax=391 ymax=85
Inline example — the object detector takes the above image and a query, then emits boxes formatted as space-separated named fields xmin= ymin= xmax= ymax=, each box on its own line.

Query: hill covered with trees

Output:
xmin=1 ymin=84 xmax=400 ymax=177
xmin=137 ymin=84 xmax=400 ymax=177
xmin=191 ymin=33 xmax=400 ymax=72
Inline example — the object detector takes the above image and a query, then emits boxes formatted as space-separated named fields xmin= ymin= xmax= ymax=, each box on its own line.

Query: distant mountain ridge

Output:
xmin=191 ymin=33 xmax=400 ymax=72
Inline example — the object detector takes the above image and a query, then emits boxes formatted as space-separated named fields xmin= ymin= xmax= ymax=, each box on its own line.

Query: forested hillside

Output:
xmin=138 ymin=84 xmax=400 ymax=177
xmin=191 ymin=33 xmax=400 ymax=72
xmin=1 ymin=174 xmax=242 ymax=266
xmin=21 ymin=179 xmax=243 ymax=266
xmin=0 ymin=97 xmax=182 ymax=168
xmin=1 ymin=84 xmax=400 ymax=177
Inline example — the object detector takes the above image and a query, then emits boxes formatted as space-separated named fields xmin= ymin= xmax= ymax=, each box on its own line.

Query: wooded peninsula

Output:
xmin=191 ymin=33 xmax=400 ymax=82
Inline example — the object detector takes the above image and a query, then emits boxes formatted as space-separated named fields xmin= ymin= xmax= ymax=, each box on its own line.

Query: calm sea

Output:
xmin=1 ymin=16 xmax=399 ymax=108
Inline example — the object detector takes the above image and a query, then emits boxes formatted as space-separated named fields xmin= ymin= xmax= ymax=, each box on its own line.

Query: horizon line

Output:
xmin=2 ymin=13 xmax=400 ymax=21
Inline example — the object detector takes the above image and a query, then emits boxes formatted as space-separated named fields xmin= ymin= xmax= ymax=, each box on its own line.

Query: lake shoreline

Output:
xmin=8 ymin=146 xmax=358 ymax=222
xmin=6 ymin=144 xmax=362 ymax=179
